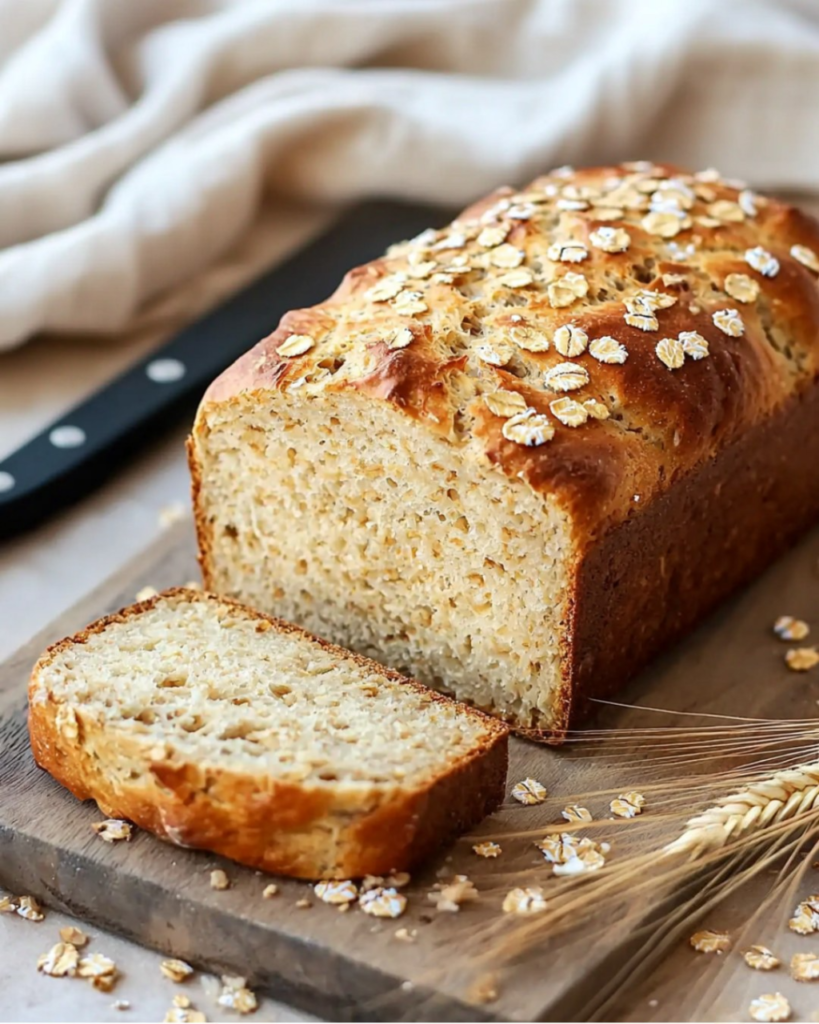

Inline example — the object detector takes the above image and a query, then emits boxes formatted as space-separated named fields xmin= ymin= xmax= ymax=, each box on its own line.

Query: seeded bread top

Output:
xmin=200 ymin=162 xmax=819 ymax=544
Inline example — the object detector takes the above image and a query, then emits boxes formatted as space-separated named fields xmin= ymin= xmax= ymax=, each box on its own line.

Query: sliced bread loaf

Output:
xmin=28 ymin=588 xmax=508 ymax=879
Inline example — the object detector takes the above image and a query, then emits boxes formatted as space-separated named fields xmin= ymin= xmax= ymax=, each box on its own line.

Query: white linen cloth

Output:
xmin=1 ymin=0 xmax=819 ymax=351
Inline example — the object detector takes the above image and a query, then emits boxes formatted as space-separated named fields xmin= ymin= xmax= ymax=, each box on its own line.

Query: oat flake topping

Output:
xmin=724 ymin=273 xmax=760 ymax=303
xmin=484 ymin=390 xmax=527 ymax=418
xmin=550 ymin=398 xmax=589 ymax=428
xmin=502 ymin=409 xmax=554 ymax=447
xmin=509 ymin=324 xmax=550 ymax=352
xmin=589 ymin=336 xmax=628 ymax=364
xmin=278 ymin=333 xmax=315 ymax=358
xmin=745 ymin=246 xmax=780 ymax=277
xmin=589 ymin=226 xmax=631 ymax=253
xmin=656 ymin=337 xmax=685 ymax=371
xmin=385 ymin=326 xmax=414 ymax=350
xmin=791 ymin=244 xmax=819 ymax=273
xmin=544 ymin=362 xmax=590 ymax=393
xmin=712 ymin=308 xmax=744 ymax=337
xmin=553 ymin=323 xmax=589 ymax=357
xmin=680 ymin=331 xmax=709 ymax=360
xmin=547 ymin=241 xmax=588 ymax=263
xmin=476 ymin=341 xmax=515 ymax=367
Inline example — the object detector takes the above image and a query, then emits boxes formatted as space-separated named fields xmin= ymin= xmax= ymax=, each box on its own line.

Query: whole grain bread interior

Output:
xmin=28 ymin=588 xmax=508 ymax=879
xmin=189 ymin=162 xmax=819 ymax=736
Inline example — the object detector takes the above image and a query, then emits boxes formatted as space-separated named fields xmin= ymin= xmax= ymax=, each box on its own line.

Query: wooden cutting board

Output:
xmin=2 ymin=518 xmax=819 ymax=1022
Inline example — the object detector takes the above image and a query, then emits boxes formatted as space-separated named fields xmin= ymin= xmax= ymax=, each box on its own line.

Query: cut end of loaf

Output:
xmin=28 ymin=589 xmax=508 ymax=879
xmin=192 ymin=390 xmax=575 ymax=733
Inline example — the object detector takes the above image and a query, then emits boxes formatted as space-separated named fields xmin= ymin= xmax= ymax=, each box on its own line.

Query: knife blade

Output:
xmin=0 ymin=201 xmax=449 ymax=541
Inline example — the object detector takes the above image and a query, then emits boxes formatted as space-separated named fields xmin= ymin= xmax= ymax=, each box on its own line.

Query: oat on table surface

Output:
xmin=92 ymin=819 xmax=133 ymax=843
xmin=511 ymin=778 xmax=547 ymax=805
xmin=209 ymin=869 xmax=230 ymax=891
xmin=774 ymin=616 xmax=810 ymax=641
xmin=744 ymin=946 xmax=781 ymax=971
xmin=428 ymin=875 xmax=479 ymax=913
xmin=749 ymin=992 xmax=791 ymax=1022
xmin=502 ymin=887 xmax=547 ymax=915
xmin=689 ymin=929 xmax=732 ymax=954
xmin=785 ymin=647 xmax=819 ymax=672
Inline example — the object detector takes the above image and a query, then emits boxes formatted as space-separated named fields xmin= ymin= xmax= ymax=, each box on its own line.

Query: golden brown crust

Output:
xmin=196 ymin=163 xmax=819 ymax=543
xmin=28 ymin=589 xmax=508 ymax=879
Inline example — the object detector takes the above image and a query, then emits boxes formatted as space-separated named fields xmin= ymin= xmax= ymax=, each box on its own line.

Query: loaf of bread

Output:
xmin=189 ymin=162 xmax=819 ymax=737
xmin=28 ymin=589 xmax=508 ymax=878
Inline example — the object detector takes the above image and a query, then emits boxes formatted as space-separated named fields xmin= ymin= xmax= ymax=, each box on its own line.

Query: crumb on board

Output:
xmin=160 ymin=958 xmax=194 ymax=982
xmin=262 ymin=884 xmax=278 ymax=899
xmin=689 ymin=929 xmax=731 ymax=954
xmin=209 ymin=870 xmax=229 ymax=891
xmin=749 ymin=992 xmax=791 ymax=1022
xmin=428 ymin=876 xmax=478 ymax=913
xmin=744 ymin=946 xmax=781 ymax=971
xmin=92 ymin=820 xmax=132 ymax=843
xmin=472 ymin=841 xmax=502 ymax=858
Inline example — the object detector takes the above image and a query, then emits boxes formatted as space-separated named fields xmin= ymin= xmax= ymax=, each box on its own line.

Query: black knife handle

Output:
xmin=0 ymin=201 xmax=450 ymax=540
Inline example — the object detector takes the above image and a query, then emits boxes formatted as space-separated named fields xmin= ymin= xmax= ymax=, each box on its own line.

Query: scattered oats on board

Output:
xmin=468 ymin=975 xmax=499 ymax=1005
xmin=749 ymin=993 xmax=791 ymax=1023
xmin=745 ymin=246 xmax=780 ymax=277
xmin=789 ymin=896 xmax=819 ymax=934
xmin=209 ymin=869 xmax=230 ymax=891
xmin=60 ymin=926 xmax=88 ymax=947
xmin=611 ymin=792 xmax=646 ymax=818
xmin=473 ymin=841 xmax=502 ymax=858
xmin=745 ymin=946 xmax=781 ymax=971
xmin=359 ymin=887 xmax=407 ymax=919
xmin=429 ymin=876 xmax=479 ymax=913
xmin=37 ymin=941 xmax=80 ymax=977
xmin=385 ymin=871 xmax=411 ymax=889
xmin=394 ymin=927 xmax=417 ymax=943
xmin=689 ymin=929 xmax=731 ymax=954
xmin=135 ymin=585 xmax=158 ymax=602
xmin=0 ymin=894 xmax=17 ymax=914
xmin=217 ymin=975 xmax=257 ymax=1015
xmin=484 ymin=390 xmax=527 ymax=418
xmin=791 ymin=244 xmax=819 ymax=273
xmin=78 ymin=952 xmax=119 ymax=991
xmin=92 ymin=819 xmax=132 ymax=843
xmin=158 ymin=502 xmax=186 ymax=528
xmin=790 ymin=952 xmax=819 ymax=981
xmin=536 ymin=833 xmax=610 ymax=874
xmin=262 ymin=884 xmax=278 ymax=899
xmin=712 ymin=308 xmax=744 ymax=337
xmin=511 ymin=778 xmax=547 ymax=805
xmin=314 ymin=880 xmax=358 ymax=905
xmin=562 ymin=805 xmax=592 ymax=823
xmin=164 ymin=1001 xmax=206 ymax=1023
xmin=16 ymin=895 xmax=44 ymax=921
xmin=502 ymin=887 xmax=547 ymax=915
xmin=295 ymin=898 xmax=311 ymax=909
xmin=161 ymin=958 xmax=194 ymax=982
xmin=785 ymin=648 xmax=819 ymax=672
xmin=502 ymin=409 xmax=554 ymax=447
xmin=774 ymin=616 xmax=810 ymax=641
xmin=112 ymin=1000 xmax=130 ymax=1011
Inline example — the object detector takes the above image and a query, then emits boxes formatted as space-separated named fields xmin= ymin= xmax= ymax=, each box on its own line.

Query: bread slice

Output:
xmin=28 ymin=588 xmax=508 ymax=879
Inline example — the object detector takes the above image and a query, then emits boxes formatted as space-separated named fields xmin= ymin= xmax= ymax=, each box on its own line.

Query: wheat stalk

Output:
xmin=663 ymin=761 xmax=819 ymax=856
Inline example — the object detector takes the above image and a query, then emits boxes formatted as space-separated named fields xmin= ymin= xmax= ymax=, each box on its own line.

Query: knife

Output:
xmin=0 ymin=201 xmax=449 ymax=541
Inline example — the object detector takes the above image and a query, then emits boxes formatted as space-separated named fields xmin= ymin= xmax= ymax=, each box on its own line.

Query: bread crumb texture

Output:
xmin=29 ymin=590 xmax=506 ymax=878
